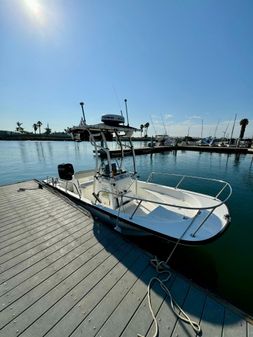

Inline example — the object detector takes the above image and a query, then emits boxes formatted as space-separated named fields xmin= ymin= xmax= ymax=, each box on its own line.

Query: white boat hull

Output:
xmin=43 ymin=175 xmax=231 ymax=245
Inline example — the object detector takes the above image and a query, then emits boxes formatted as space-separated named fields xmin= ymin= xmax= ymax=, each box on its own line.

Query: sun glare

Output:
xmin=23 ymin=0 xmax=46 ymax=26
xmin=20 ymin=0 xmax=61 ymax=39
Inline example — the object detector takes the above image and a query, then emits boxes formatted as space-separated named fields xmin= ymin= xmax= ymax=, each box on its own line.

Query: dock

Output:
xmin=0 ymin=180 xmax=252 ymax=337
xmin=101 ymin=145 xmax=251 ymax=158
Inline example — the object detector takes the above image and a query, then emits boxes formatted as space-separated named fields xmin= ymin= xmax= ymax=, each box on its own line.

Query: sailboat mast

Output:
xmin=214 ymin=120 xmax=220 ymax=138
xmin=229 ymin=113 xmax=237 ymax=145
xmin=161 ymin=115 xmax=167 ymax=135
xmin=150 ymin=115 xmax=157 ymax=135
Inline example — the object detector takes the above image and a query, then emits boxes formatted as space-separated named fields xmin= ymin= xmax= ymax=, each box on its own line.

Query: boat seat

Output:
xmin=78 ymin=179 xmax=93 ymax=188
xmin=147 ymin=205 xmax=186 ymax=221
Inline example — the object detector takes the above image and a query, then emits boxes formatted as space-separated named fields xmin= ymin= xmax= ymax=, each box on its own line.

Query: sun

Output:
xmin=23 ymin=0 xmax=46 ymax=26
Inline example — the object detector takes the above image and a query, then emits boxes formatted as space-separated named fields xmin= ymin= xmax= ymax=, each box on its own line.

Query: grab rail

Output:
xmin=146 ymin=172 xmax=232 ymax=205
xmin=94 ymin=174 xmax=232 ymax=237
xmin=95 ymin=180 xmax=231 ymax=212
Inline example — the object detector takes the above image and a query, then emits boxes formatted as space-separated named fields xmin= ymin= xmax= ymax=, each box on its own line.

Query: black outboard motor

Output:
xmin=58 ymin=163 xmax=74 ymax=180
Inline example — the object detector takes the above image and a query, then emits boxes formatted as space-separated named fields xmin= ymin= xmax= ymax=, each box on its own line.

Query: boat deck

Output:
xmin=0 ymin=180 xmax=252 ymax=337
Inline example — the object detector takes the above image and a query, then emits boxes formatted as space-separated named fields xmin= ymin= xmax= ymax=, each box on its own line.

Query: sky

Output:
xmin=0 ymin=0 xmax=253 ymax=138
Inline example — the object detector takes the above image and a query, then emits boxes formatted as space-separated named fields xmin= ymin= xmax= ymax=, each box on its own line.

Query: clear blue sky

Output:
xmin=0 ymin=0 xmax=253 ymax=138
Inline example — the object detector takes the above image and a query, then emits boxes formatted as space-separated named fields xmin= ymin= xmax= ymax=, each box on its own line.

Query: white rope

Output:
xmin=137 ymin=257 xmax=202 ymax=337
xmin=113 ymin=189 xmax=202 ymax=337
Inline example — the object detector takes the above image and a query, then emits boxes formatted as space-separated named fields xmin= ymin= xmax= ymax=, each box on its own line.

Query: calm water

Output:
xmin=1 ymin=140 xmax=253 ymax=315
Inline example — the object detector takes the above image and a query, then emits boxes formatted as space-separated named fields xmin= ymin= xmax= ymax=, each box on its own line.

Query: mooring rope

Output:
xmin=114 ymin=194 xmax=202 ymax=337
xmin=137 ymin=256 xmax=202 ymax=337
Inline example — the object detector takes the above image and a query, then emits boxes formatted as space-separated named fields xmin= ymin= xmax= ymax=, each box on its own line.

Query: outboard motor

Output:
xmin=58 ymin=163 xmax=74 ymax=180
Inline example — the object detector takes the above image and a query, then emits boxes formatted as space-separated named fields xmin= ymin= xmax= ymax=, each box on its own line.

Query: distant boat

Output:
xmin=148 ymin=134 xmax=176 ymax=147
xmin=196 ymin=136 xmax=215 ymax=146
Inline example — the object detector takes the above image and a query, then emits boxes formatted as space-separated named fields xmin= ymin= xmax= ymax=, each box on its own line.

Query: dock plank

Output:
xmin=0 ymin=221 xmax=87 ymax=272
xmin=0 ymin=203 xmax=79 ymax=242
xmin=199 ymin=296 xmax=225 ymax=337
xmin=170 ymin=284 xmax=206 ymax=337
xmin=120 ymin=273 xmax=176 ymax=337
xmin=223 ymin=309 xmax=247 ymax=337
xmin=0 ymin=227 xmax=93 ymax=292
xmin=248 ymin=322 xmax=253 ymax=337
xmin=0 ymin=234 xmax=126 ymax=332
xmin=0 ymin=212 xmax=86 ymax=258
xmin=0 ymin=221 xmax=91 ymax=282
xmin=0 ymin=241 xmax=132 ymax=337
xmin=146 ymin=275 xmax=191 ymax=337
xmin=0 ymin=180 xmax=251 ymax=337
xmin=22 ymin=246 xmax=147 ymax=337
xmin=76 ymin=265 xmax=156 ymax=337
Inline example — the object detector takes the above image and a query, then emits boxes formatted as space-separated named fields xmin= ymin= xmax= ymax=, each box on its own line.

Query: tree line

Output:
xmin=15 ymin=118 xmax=249 ymax=140
xmin=140 ymin=122 xmax=150 ymax=137
xmin=16 ymin=121 xmax=51 ymax=134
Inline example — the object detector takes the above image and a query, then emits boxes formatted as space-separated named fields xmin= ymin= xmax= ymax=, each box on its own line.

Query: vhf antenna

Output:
xmin=124 ymin=99 xmax=129 ymax=126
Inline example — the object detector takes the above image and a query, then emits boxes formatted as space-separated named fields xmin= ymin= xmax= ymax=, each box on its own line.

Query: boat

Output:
xmin=155 ymin=134 xmax=176 ymax=146
xmin=148 ymin=134 xmax=176 ymax=148
xmin=44 ymin=112 xmax=232 ymax=245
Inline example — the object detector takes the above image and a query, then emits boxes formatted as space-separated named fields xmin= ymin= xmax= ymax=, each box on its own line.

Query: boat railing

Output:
xmin=146 ymin=172 xmax=232 ymax=204
xmin=46 ymin=176 xmax=82 ymax=199
xmin=95 ymin=179 xmax=231 ymax=213
xmin=95 ymin=175 xmax=232 ymax=236
xmin=99 ymin=189 xmax=231 ymax=212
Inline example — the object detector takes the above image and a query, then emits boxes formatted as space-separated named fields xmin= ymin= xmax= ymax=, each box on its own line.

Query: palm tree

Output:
xmin=33 ymin=123 xmax=38 ymax=134
xmin=37 ymin=121 xmax=43 ymax=134
xmin=239 ymin=118 xmax=249 ymax=140
xmin=16 ymin=121 xmax=24 ymax=133
xmin=144 ymin=122 xmax=150 ymax=137
xmin=140 ymin=124 xmax=144 ymax=137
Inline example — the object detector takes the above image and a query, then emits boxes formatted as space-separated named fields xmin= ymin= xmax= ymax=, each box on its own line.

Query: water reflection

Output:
xmin=74 ymin=142 xmax=81 ymax=161
xmin=19 ymin=141 xmax=28 ymax=163
xmin=35 ymin=142 xmax=46 ymax=162
xmin=233 ymin=152 xmax=241 ymax=166
xmin=47 ymin=142 xmax=53 ymax=160
xmin=249 ymin=156 xmax=253 ymax=169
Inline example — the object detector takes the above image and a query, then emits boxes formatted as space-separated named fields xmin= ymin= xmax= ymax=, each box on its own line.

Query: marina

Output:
xmin=0 ymin=180 xmax=252 ymax=337
xmin=0 ymin=140 xmax=253 ymax=317
xmin=1 ymin=1 xmax=253 ymax=335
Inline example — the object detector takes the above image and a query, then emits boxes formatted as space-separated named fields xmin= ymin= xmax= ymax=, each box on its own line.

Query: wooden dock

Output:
xmin=0 ymin=180 xmax=252 ymax=337
xmin=104 ymin=145 xmax=250 ymax=158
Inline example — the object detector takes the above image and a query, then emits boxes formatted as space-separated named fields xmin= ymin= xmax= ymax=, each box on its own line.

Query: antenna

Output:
xmin=80 ymin=102 xmax=86 ymax=124
xmin=124 ymin=99 xmax=129 ymax=126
